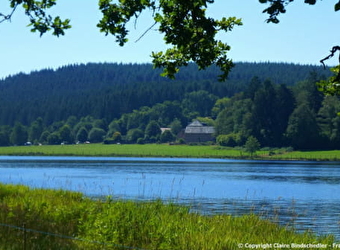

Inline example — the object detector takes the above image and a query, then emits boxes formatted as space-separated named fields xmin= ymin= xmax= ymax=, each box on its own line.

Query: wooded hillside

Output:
xmin=0 ymin=62 xmax=329 ymax=126
xmin=1 ymin=62 xmax=338 ymax=150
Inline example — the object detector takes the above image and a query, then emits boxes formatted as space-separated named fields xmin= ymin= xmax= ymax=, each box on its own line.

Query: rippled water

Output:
xmin=0 ymin=156 xmax=339 ymax=238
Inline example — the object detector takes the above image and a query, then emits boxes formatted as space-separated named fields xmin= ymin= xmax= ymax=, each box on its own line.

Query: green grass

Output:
xmin=0 ymin=183 xmax=336 ymax=249
xmin=267 ymin=150 xmax=340 ymax=161
xmin=0 ymin=144 xmax=244 ymax=158
xmin=1 ymin=143 xmax=340 ymax=161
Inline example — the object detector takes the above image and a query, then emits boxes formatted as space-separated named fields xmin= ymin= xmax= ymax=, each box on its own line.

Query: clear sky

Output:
xmin=0 ymin=0 xmax=339 ymax=79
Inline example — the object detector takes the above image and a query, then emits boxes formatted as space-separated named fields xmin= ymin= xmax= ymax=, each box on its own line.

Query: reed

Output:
xmin=0 ymin=183 xmax=336 ymax=249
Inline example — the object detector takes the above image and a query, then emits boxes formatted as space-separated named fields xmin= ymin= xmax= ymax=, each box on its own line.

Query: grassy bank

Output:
xmin=0 ymin=183 xmax=335 ymax=249
xmin=1 ymin=143 xmax=340 ymax=161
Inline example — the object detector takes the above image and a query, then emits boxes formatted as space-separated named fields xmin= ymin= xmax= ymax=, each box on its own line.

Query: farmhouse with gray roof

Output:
xmin=183 ymin=120 xmax=215 ymax=143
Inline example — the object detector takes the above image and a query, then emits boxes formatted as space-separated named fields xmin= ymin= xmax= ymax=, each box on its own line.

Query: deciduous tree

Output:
xmin=10 ymin=122 xmax=27 ymax=145
xmin=28 ymin=117 xmax=44 ymax=143
xmin=285 ymin=104 xmax=321 ymax=149
xmin=244 ymin=136 xmax=260 ymax=158
xmin=145 ymin=120 xmax=161 ymax=139
xmin=160 ymin=130 xmax=175 ymax=143
xmin=76 ymin=127 xmax=88 ymax=143
xmin=88 ymin=127 xmax=106 ymax=143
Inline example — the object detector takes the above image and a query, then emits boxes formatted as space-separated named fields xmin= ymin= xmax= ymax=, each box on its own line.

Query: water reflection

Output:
xmin=0 ymin=156 xmax=339 ymax=238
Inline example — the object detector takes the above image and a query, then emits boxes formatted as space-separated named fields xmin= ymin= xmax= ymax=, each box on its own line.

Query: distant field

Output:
xmin=1 ymin=143 xmax=340 ymax=161
xmin=0 ymin=144 xmax=244 ymax=158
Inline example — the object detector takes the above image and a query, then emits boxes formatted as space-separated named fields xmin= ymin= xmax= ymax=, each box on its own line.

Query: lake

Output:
xmin=0 ymin=156 xmax=339 ymax=238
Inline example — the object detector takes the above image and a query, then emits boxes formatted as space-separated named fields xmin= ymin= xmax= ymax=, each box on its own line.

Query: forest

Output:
xmin=0 ymin=62 xmax=336 ymax=150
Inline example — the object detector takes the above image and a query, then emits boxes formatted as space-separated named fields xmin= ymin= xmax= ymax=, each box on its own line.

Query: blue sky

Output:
xmin=0 ymin=0 xmax=339 ymax=79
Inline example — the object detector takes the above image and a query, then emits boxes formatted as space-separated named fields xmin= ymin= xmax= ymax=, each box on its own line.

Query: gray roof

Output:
xmin=185 ymin=120 xmax=215 ymax=134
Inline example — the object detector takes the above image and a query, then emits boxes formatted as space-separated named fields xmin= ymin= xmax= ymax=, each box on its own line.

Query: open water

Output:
xmin=0 ymin=156 xmax=339 ymax=238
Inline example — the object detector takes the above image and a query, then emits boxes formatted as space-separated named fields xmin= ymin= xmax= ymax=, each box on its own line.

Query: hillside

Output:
xmin=0 ymin=62 xmax=330 ymax=126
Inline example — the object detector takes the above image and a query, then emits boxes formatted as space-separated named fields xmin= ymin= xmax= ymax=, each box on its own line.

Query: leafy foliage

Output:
xmin=216 ymin=134 xmax=239 ymax=147
xmin=317 ymin=66 xmax=340 ymax=96
xmin=160 ymin=130 xmax=175 ymax=143
xmin=97 ymin=0 xmax=242 ymax=80
xmin=244 ymin=136 xmax=261 ymax=157
xmin=2 ymin=0 xmax=71 ymax=36
xmin=10 ymin=122 xmax=27 ymax=145
xmin=285 ymin=104 xmax=321 ymax=149
xmin=259 ymin=0 xmax=340 ymax=23
xmin=88 ymin=128 xmax=106 ymax=143
xmin=2 ymin=0 xmax=340 ymax=82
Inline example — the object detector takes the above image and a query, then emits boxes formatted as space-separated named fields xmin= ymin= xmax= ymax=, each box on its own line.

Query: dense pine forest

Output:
xmin=0 ymin=62 xmax=337 ymax=150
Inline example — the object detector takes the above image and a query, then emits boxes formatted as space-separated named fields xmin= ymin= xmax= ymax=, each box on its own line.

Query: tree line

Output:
xmin=215 ymin=72 xmax=337 ymax=150
xmin=0 ymin=62 xmax=336 ymax=149
xmin=0 ymin=62 xmax=329 ymax=127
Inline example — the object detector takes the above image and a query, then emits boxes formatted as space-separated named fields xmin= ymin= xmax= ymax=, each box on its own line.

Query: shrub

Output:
xmin=217 ymin=134 xmax=237 ymax=147
xmin=112 ymin=131 xmax=122 ymax=143
xmin=88 ymin=128 xmax=106 ymax=143
xmin=244 ymin=136 xmax=261 ymax=157
xmin=126 ymin=128 xmax=144 ymax=143
xmin=47 ymin=132 xmax=61 ymax=145
xmin=103 ymin=139 xmax=115 ymax=144
xmin=160 ymin=130 xmax=175 ymax=143
xmin=177 ymin=138 xmax=185 ymax=144
xmin=137 ymin=138 xmax=145 ymax=144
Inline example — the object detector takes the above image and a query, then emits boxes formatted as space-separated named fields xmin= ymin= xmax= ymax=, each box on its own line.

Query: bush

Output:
xmin=177 ymin=138 xmax=185 ymax=144
xmin=76 ymin=127 xmax=88 ymax=143
xmin=217 ymin=134 xmax=237 ymax=147
xmin=126 ymin=128 xmax=144 ymax=143
xmin=103 ymin=139 xmax=115 ymax=144
xmin=47 ymin=132 xmax=61 ymax=145
xmin=137 ymin=138 xmax=145 ymax=144
xmin=160 ymin=130 xmax=175 ymax=143
xmin=244 ymin=136 xmax=261 ymax=157
xmin=88 ymin=128 xmax=106 ymax=143
xmin=112 ymin=131 xmax=122 ymax=143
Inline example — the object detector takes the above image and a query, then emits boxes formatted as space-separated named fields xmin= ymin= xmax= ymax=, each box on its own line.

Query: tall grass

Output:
xmin=0 ymin=183 xmax=336 ymax=249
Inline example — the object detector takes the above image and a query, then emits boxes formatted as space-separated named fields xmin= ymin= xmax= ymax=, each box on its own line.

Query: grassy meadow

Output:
xmin=0 ymin=183 xmax=336 ymax=249
xmin=1 ymin=143 xmax=340 ymax=161
xmin=0 ymin=144 xmax=243 ymax=158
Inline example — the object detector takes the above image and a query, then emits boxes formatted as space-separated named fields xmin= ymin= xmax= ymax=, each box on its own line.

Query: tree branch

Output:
xmin=134 ymin=21 xmax=157 ymax=43
xmin=0 ymin=4 xmax=18 ymax=24
xmin=320 ymin=46 xmax=340 ymax=82
xmin=320 ymin=46 xmax=340 ymax=68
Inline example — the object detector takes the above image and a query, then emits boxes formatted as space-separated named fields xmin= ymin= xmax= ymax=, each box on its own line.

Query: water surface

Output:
xmin=0 ymin=156 xmax=339 ymax=238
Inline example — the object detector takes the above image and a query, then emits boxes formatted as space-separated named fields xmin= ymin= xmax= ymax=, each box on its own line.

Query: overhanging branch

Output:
xmin=0 ymin=4 xmax=18 ymax=24
xmin=135 ymin=21 xmax=157 ymax=43
xmin=320 ymin=46 xmax=340 ymax=83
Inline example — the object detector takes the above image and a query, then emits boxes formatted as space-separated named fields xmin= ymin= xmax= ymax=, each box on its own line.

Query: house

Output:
xmin=183 ymin=120 xmax=215 ymax=143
